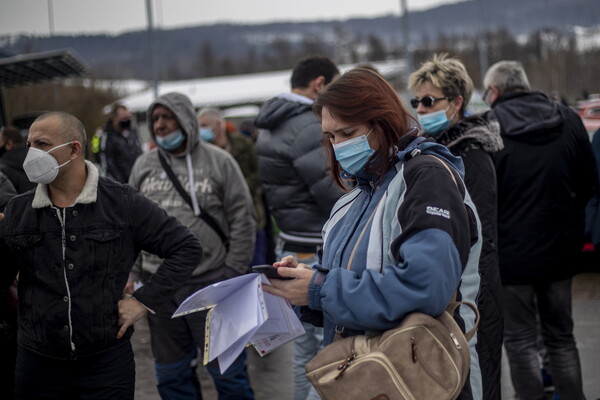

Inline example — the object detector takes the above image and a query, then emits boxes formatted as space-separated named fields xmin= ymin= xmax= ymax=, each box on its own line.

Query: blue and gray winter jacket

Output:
xmin=306 ymin=137 xmax=483 ymax=399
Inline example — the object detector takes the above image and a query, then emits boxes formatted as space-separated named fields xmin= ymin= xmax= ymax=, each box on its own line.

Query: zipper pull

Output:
xmin=411 ymin=337 xmax=417 ymax=363
xmin=335 ymin=349 xmax=357 ymax=380
xmin=450 ymin=332 xmax=461 ymax=349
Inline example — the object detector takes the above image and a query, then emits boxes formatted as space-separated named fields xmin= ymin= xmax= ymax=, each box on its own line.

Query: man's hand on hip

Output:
xmin=117 ymin=296 xmax=148 ymax=339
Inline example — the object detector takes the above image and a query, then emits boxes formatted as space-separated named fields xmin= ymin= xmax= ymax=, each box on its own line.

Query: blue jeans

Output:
xmin=502 ymin=279 xmax=585 ymax=400
xmin=148 ymin=285 xmax=254 ymax=400
xmin=294 ymin=322 xmax=323 ymax=400
xmin=277 ymin=242 xmax=322 ymax=400
xmin=154 ymin=349 xmax=253 ymax=400
xmin=249 ymin=229 xmax=267 ymax=268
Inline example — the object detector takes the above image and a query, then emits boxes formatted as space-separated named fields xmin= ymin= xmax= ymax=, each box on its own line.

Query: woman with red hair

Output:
xmin=264 ymin=67 xmax=484 ymax=399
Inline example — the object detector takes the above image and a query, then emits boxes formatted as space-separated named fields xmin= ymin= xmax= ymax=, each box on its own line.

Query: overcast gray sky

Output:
xmin=0 ymin=0 xmax=464 ymax=36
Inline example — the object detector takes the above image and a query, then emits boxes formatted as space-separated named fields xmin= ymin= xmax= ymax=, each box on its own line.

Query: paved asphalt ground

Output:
xmin=132 ymin=272 xmax=600 ymax=400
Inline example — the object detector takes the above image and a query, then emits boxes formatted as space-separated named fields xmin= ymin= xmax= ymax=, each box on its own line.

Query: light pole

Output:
xmin=400 ymin=0 xmax=412 ymax=76
xmin=146 ymin=0 xmax=159 ymax=100
xmin=477 ymin=0 xmax=489 ymax=84
xmin=47 ymin=0 xmax=55 ymax=35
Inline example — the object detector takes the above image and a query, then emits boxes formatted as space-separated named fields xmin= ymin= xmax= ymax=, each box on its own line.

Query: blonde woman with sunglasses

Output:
xmin=409 ymin=54 xmax=504 ymax=400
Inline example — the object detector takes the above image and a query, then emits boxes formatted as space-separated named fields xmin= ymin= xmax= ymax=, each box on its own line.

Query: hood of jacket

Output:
xmin=436 ymin=114 xmax=503 ymax=154
xmin=147 ymin=92 xmax=199 ymax=157
xmin=490 ymin=91 xmax=564 ymax=143
xmin=398 ymin=136 xmax=466 ymax=180
xmin=254 ymin=93 xmax=313 ymax=130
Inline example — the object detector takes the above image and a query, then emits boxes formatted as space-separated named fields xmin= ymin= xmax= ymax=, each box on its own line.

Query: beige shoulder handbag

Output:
xmin=305 ymin=301 xmax=479 ymax=400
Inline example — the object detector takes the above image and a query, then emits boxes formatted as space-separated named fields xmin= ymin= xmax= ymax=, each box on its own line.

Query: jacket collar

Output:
xmin=32 ymin=161 xmax=99 ymax=209
xmin=435 ymin=114 xmax=503 ymax=153
xmin=277 ymin=92 xmax=314 ymax=104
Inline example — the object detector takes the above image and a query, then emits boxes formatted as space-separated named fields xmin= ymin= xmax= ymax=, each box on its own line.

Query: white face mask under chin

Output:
xmin=23 ymin=142 xmax=73 ymax=184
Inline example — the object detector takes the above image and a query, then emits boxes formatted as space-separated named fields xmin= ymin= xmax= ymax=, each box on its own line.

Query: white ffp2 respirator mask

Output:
xmin=23 ymin=142 xmax=73 ymax=184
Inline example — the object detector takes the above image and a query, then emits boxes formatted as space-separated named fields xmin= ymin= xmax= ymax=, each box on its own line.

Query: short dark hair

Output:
xmin=1 ymin=125 xmax=24 ymax=146
xmin=35 ymin=111 xmax=87 ymax=148
xmin=290 ymin=55 xmax=339 ymax=89
xmin=109 ymin=103 xmax=128 ymax=119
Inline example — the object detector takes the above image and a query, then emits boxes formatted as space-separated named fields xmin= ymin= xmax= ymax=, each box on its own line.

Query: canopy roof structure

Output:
xmin=0 ymin=49 xmax=87 ymax=126
xmin=0 ymin=49 xmax=87 ymax=88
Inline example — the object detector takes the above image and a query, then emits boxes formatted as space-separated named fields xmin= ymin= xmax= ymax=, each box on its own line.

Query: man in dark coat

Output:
xmin=0 ymin=126 xmax=35 ymax=193
xmin=93 ymin=104 xmax=142 ymax=183
xmin=0 ymin=111 xmax=203 ymax=399
xmin=255 ymin=55 xmax=343 ymax=400
xmin=484 ymin=60 xmax=596 ymax=400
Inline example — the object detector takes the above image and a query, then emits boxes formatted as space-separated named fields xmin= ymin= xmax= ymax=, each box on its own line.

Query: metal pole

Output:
xmin=48 ymin=0 xmax=60 ymax=107
xmin=477 ymin=0 xmax=489 ymax=85
xmin=146 ymin=0 xmax=158 ymax=100
xmin=48 ymin=0 xmax=55 ymax=35
xmin=156 ymin=0 xmax=164 ymax=26
xmin=400 ymin=0 xmax=412 ymax=75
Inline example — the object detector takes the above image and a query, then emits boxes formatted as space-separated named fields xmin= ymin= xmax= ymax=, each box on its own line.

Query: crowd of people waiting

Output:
xmin=0 ymin=53 xmax=598 ymax=400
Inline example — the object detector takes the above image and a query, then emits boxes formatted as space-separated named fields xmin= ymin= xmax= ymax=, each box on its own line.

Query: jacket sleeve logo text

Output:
xmin=426 ymin=206 xmax=450 ymax=219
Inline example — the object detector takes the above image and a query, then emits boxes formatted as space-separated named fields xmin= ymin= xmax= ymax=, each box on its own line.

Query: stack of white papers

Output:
xmin=172 ymin=273 xmax=305 ymax=373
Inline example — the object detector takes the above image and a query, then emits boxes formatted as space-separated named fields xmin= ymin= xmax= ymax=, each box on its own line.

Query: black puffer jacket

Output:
xmin=98 ymin=121 xmax=142 ymax=183
xmin=490 ymin=91 xmax=596 ymax=284
xmin=255 ymin=94 xmax=343 ymax=246
xmin=435 ymin=114 xmax=504 ymax=400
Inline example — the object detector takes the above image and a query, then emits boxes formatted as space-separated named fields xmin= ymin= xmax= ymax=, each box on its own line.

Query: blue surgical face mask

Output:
xmin=333 ymin=128 xmax=375 ymax=176
xmin=199 ymin=127 xmax=214 ymax=142
xmin=155 ymin=129 xmax=185 ymax=151
xmin=418 ymin=107 xmax=453 ymax=136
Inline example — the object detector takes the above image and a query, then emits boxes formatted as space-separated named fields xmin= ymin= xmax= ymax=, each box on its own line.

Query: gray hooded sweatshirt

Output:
xmin=129 ymin=92 xmax=256 ymax=282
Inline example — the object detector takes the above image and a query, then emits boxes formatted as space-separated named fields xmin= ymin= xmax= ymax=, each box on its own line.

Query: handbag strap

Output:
xmin=346 ymin=205 xmax=379 ymax=271
xmin=427 ymin=154 xmax=458 ymax=186
xmin=446 ymin=299 xmax=480 ymax=341
xmin=158 ymin=151 xmax=230 ymax=250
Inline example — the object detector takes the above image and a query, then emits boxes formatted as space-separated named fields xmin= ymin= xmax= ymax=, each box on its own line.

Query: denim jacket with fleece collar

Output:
xmin=0 ymin=161 xmax=203 ymax=359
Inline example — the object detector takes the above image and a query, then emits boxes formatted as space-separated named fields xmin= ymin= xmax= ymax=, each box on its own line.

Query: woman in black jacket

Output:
xmin=409 ymin=53 xmax=504 ymax=400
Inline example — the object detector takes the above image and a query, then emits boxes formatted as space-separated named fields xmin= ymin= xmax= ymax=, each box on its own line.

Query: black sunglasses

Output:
xmin=410 ymin=96 xmax=449 ymax=109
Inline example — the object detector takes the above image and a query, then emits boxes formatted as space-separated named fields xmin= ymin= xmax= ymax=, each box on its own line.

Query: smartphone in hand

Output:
xmin=252 ymin=264 xmax=294 ymax=280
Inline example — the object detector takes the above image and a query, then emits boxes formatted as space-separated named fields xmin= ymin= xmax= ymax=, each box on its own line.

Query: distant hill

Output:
xmin=1 ymin=0 xmax=598 ymax=80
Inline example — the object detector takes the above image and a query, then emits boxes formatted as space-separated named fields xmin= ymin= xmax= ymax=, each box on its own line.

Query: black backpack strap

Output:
xmin=158 ymin=151 xmax=230 ymax=250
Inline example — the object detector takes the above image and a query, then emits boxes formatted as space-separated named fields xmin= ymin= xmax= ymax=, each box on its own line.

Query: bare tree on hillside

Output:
xmin=367 ymin=34 xmax=387 ymax=62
